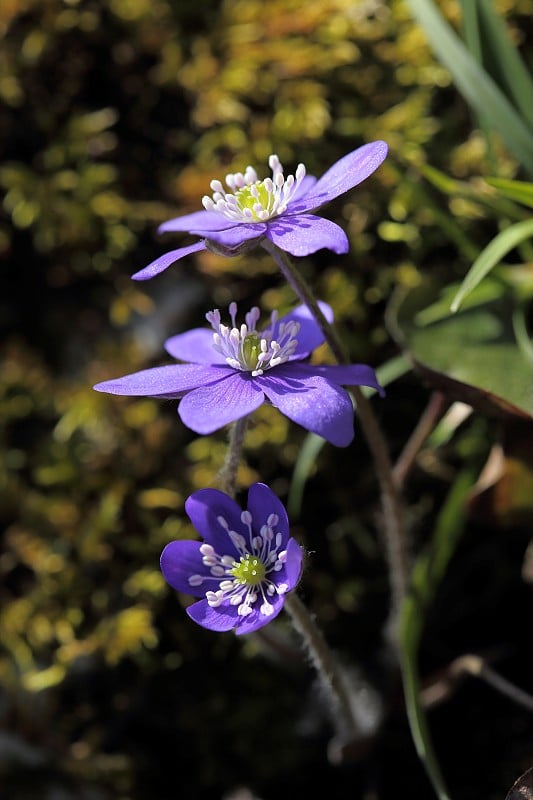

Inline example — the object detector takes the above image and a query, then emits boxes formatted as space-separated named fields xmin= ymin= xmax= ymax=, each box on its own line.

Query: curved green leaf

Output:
xmin=451 ymin=219 xmax=533 ymax=312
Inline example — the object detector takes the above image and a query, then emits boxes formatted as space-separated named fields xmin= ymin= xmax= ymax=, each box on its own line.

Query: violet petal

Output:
xmin=289 ymin=362 xmax=385 ymax=395
xmin=234 ymin=594 xmax=286 ymax=635
xmin=185 ymin=488 xmax=248 ymax=557
xmin=265 ymin=215 xmax=349 ymax=256
xmin=288 ymin=140 xmax=388 ymax=213
xmin=93 ymin=363 xmax=230 ymax=399
xmin=258 ymin=369 xmax=354 ymax=446
xmin=158 ymin=210 xmax=237 ymax=234
xmin=160 ymin=540 xmax=210 ymax=597
xmin=277 ymin=538 xmax=304 ymax=591
xmin=178 ymin=372 xmax=264 ymax=434
xmin=187 ymin=598 xmax=241 ymax=632
xmin=199 ymin=222 xmax=266 ymax=249
xmin=131 ymin=241 xmax=206 ymax=280
xmin=271 ymin=301 xmax=334 ymax=359
xmin=165 ymin=328 xmax=226 ymax=365
xmin=246 ymin=482 xmax=290 ymax=547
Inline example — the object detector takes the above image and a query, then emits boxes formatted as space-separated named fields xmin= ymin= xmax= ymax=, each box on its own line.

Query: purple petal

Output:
xmin=257 ymin=368 xmax=354 ymax=447
xmin=187 ymin=598 xmax=241 ymax=632
xmin=93 ymin=363 xmax=230 ymax=398
xmin=158 ymin=210 xmax=237 ymax=235
xmin=234 ymin=594 xmax=286 ymax=635
xmin=292 ymin=363 xmax=385 ymax=395
xmin=178 ymin=372 xmax=264 ymax=434
xmin=165 ymin=328 xmax=226 ymax=365
xmin=270 ymin=301 xmax=334 ymax=359
xmin=199 ymin=222 xmax=266 ymax=249
xmin=288 ymin=141 xmax=388 ymax=214
xmin=246 ymin=483 xmax=290 ymax=547
xmin=131 ymin=241 xmax=206 ymax=280
xmin=276 ymin=538 xmax=304 ymax=591
xmin=265 ymin=215 xmax=349 ymax=256
xmin=291 ymin=174 xmax=317 ymax=200
xmin=185 ymin=488 xmax=248 ymax=557
xmin=160 ymin=540 xmax=210 ymax=597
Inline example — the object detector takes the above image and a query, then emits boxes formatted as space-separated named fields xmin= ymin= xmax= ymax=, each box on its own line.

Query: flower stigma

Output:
xmin=206 ymin=302 xmax=300 ymax=377
xmin=202 ymin=154 xmax=306 ymax=223
xmin=230 ymin=555 xmax=266 ymax=585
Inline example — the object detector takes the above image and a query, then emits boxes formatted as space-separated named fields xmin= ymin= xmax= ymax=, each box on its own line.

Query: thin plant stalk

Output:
xmin=284 ymin=592 xmax=359 ymax=742
xmin=217 ymin=416 xmax=248 ymax=499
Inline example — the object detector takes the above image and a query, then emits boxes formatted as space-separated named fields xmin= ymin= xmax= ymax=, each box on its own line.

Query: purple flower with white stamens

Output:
xmin=94 ymin=302 xmax=384 ymax=447
xmin=160 ymin=483 xmax=303 ymax=634
xmin=132 ymin=141 xmax=388 ymax=280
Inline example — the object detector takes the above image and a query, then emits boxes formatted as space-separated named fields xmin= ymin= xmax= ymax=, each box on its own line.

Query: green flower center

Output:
xmin=230 ymin=555 xmax=266 ymax=586
xmin=235 ymin=183 xmax=272 ymax=220
xmin=242 ymin=333 xmax=262 ymax=370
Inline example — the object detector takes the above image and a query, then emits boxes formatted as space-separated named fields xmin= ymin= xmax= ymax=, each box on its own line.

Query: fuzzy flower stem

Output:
xmin=284 ymin=593 xmax=358 ymax=741
xmin=217 ymin=416 xmax=249 ymax=499
xmin=262 ymin=239 xmax=409 ymax=645
xmin=261 ymin=239 xmax=347 ymax=364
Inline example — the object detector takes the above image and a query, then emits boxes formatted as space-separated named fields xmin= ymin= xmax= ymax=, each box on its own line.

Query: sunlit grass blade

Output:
xmin=405 ymin=0 xmax=533 ymax=174
xmin=400 ymin=469 xmax=475 ymax=800
xmin=287 ymin=355 xmax=411 ymax=517
xmin=451 ymin=219 xmax=533 ymax=312
xmin=486 ymin=177 xmax=533 ymax=210
xmin=475 ymin=0 xmax=533 ymax=131
xmin=459 ymin=0 xmax=497 ymax=169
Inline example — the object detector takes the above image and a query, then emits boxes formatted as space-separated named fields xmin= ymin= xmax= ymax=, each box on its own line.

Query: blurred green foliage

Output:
xmin=1 ymin=0 xmax=532 ymax=798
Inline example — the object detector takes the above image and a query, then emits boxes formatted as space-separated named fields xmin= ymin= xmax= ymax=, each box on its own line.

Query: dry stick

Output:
xmin=392 ymin=391 xmax=448 ymax=489
xmin=262 ymin=239 xmax=410 ymax=643
xmin=217 ymin=416 xmax=249 ymax=500
xmin=422 ymin=654 xmax=533 ymax=713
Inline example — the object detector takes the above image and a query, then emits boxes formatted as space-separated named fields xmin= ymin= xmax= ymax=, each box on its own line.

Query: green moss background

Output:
xmin=1 ymin=1 xmax=532 ymax=798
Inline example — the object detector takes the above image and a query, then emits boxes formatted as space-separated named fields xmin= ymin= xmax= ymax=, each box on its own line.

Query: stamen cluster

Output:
xmin=206 ymin=302 xmax=300 ymax=377
xmin=188 ymin=509 xmax=289 ymax=619
xmin=202 ymin=154 xmax=306 ymax=223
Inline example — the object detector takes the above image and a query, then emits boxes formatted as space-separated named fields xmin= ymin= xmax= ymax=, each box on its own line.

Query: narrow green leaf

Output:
xmin=405 ymin=0 xmax=533 ymax=174
xmin=512 ymin=306 xmax=533 ymax=367
xmin=400 ymin=469 xmax=475 ymax=800
xmin=486 ymin=177 xmax=533 ymax=210
xmin=451 ymin=219 xmax=533 ymax=312
xmin=475 ymin=0 xmax=533 ymax=131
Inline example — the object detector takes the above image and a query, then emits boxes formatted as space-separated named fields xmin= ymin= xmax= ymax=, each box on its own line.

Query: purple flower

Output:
xmin=133 ymin=141 xmax=388 ymax=280
xmin=94 ymin=302 xmax=384 ymax=446
xmin=160 ymin=482 xmax=303 ymax=634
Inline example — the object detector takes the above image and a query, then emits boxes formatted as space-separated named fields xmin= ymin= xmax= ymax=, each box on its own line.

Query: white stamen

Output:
xmin=206 ymin=302 xmax=301 ymax=376
xmin=188 ymin=505 xmax=295 ymax=626
xmin=203 ymin=154 xmax=307 ymax=223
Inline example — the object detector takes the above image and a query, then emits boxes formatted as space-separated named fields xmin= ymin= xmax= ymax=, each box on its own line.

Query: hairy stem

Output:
xmin=217 ymin=416 xmax=248 ymax=499
xmin=262 ymin=240 xmax=409 ymax=644
xmin=284 ymin=593 xmax=359 ymax=741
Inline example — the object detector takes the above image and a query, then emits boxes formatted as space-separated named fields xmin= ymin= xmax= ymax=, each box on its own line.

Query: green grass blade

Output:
xmin=451 ymin=219 xmax=533 ymax=312
xmin=512 ymin=305 xmax=533 ymax=366
xmin=400 ymin=469 xmax=475 ymax=800
xmin=475 ymin=0 xmax=533 ymax=131
xmin=405 ymin=0 xmax=533 ymax=174
xmin=486 ymin=177 xmax=533 ymax=210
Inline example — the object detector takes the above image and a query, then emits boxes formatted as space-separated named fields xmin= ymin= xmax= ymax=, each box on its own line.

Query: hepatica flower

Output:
xmin=94 ymin=302 xmax=384 ymax=446
xmin=160 ymin=483 xmax=302 ymax=634
xmin=133 ymin=141 xmax=388 ymax=280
